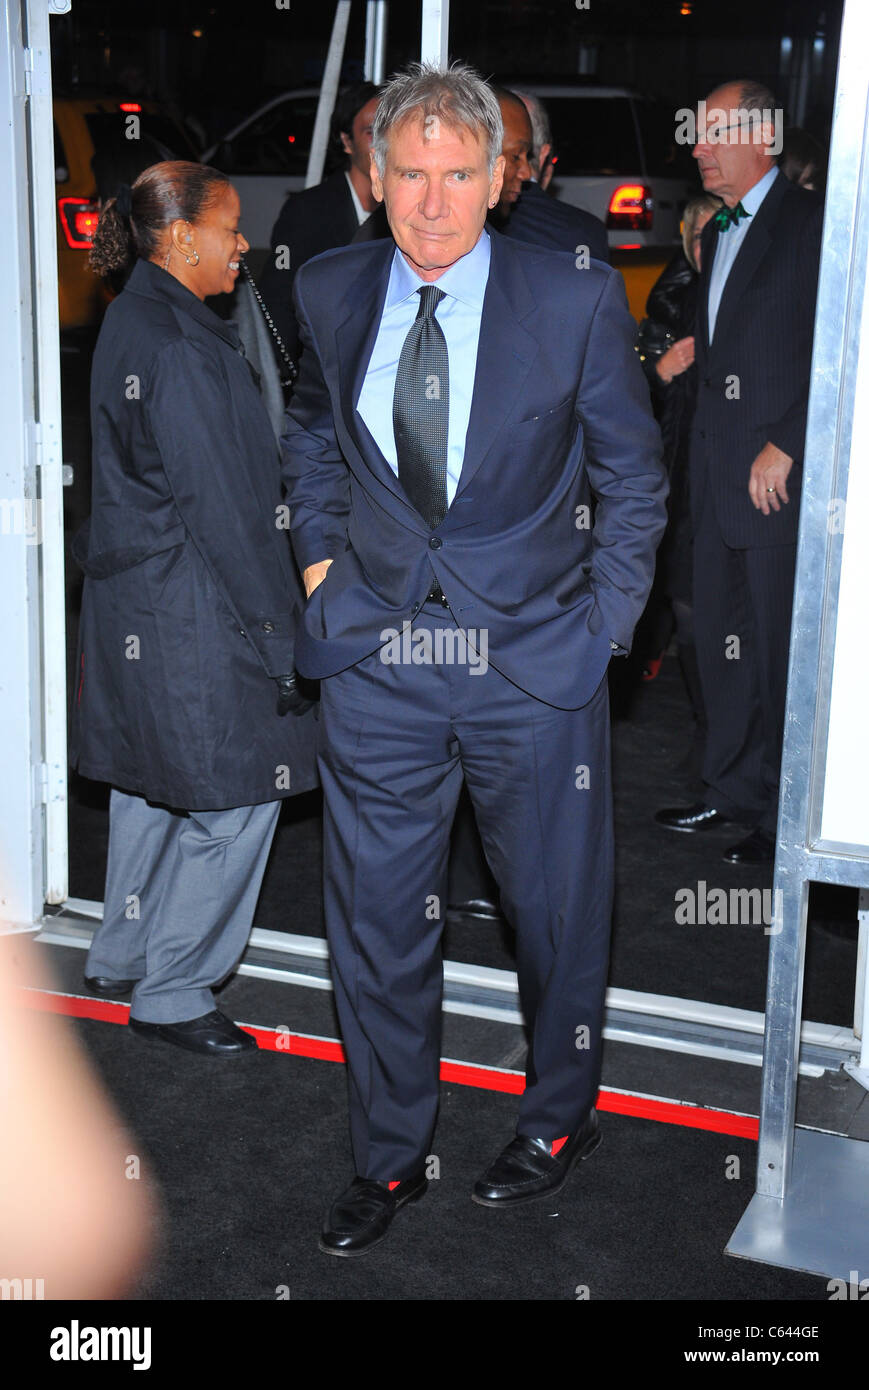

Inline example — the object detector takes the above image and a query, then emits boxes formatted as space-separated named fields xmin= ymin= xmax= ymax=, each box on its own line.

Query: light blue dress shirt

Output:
xmin=357 ymin=230 xmax=491 ymax=509
xmin=707 ymin=165 xmax=778 ymax=341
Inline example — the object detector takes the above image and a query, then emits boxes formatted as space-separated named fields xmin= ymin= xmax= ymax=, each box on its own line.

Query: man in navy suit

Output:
xmin=281 ymin=61 xmax=667 ymax=1257
xmin=655 ymin=81 xmax=823 ymax=864
xmin=494 ymin=87 xmax=610 ymax=264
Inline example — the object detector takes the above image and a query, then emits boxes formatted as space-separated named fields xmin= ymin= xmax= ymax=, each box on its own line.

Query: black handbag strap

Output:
xmin=238 ymin=256 xmax=298 ymax=388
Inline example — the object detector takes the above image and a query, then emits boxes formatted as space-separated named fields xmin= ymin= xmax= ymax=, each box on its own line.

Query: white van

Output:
xmin=204 ymin=83 xmax=697 ymax=264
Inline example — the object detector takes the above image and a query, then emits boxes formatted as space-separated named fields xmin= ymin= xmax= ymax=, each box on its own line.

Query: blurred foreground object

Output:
xmin=0 ymin=932 xmax=158 ymax=1298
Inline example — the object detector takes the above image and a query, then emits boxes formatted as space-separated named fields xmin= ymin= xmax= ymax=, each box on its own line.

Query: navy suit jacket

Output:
xmin=501 ymin=178 xmax=610 ymax=264
xmin=690 ymin=169 xmax=823 ymax=549
xmin=281 ymin=228 xmax=667 ymax=710
xmin=259 ymin=171 xmax=359 ymax=360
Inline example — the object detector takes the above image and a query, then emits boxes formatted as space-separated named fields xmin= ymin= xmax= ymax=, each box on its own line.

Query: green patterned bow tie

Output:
xmin=713 ymin=201 xmax=750 ymax=232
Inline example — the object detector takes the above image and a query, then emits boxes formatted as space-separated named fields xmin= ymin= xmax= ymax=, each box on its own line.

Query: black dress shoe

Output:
xmin=654 ymin=802 xmax=731 ymax=832
xmin=448 ymin=897 xmax=503 ymax=920
xmin=472 ymin=1108 xmax=601 ymax=1207
xmin=319 ymin=1172 xmax=427 ymax=1257
xmin=127 ymin=1009 xmax=258 ymax=1056
xmin=722 ymin=828 xmax=775 ymax=865
xmin=84 ymin=974 xmax=139 ymax=999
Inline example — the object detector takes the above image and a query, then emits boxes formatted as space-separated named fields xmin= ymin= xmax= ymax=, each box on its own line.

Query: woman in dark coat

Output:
xmin=635 ymin=192 xmax=721 ymax=785
xmin=71 ymin=161 xmax=318 ymax=1055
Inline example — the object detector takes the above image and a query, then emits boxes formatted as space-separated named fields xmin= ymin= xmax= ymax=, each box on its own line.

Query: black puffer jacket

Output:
xmin=635 ymin=251 xmax=698 ymax=603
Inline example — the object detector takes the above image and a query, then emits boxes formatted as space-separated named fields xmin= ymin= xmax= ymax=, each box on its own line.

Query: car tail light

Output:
xmin=606 ymin=183 xmax=653 ymax=231
xmin=58 ymin=197 xmax=100 ymax=248
xmin=119 ymin=102 xmax=142 ymax=113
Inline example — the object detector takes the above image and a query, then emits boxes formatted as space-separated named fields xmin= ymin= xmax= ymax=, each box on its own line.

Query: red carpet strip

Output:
xmin=15 ymin=987 xmax=760 ymax=1140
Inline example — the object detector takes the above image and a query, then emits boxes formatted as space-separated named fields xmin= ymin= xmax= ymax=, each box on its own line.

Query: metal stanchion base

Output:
xmin=726 ymin=1128 xmax=869 ymax=1281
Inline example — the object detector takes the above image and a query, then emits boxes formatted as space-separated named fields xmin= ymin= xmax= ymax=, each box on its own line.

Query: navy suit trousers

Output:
xmin=317 ymin=600 xmax=613 ymax=1180
xmin=692 ymin=478 xmax=796 ymax=834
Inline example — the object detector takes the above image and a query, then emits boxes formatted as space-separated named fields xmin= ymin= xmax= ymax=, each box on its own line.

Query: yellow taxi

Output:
xmin=54 ymin=96 xmax=198 ymax=329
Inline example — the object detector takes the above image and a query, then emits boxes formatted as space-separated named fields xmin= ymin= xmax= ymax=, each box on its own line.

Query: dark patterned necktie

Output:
xmin=392 ymin=284 xmax=449 ymax=528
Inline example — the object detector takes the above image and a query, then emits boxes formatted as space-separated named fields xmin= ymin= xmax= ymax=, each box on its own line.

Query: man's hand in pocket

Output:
xmin=303 ymin=558 xmax=333 ymax=598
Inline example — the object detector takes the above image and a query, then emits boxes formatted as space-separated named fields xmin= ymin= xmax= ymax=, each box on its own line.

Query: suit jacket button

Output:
xmin=239 ymin=628 xmax=247 ymax=638
xmin=703 ymin=377 xmax=711 ymax=387
xmin=429 ymin=536 xmax=443 ymax=550
xmin=262 ymin=620 xmax=275 ymax=632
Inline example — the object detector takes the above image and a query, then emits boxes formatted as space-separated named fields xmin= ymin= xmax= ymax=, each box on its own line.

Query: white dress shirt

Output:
xmin=344 ymin=171 xmax=370 ymax=227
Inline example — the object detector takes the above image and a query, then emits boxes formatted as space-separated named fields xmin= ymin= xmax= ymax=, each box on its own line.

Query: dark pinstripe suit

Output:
xmin=689 ymin=168 xmax=823 ymax=833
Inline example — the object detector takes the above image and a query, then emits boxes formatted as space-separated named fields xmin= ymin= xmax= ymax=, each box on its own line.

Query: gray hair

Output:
xmin=511 ymin=89 xmax=552 ymax=177
xmin=372 ymin=61 xmax=504 ymax=177
xmin=736 ymin=79 xmax=780 ymax=116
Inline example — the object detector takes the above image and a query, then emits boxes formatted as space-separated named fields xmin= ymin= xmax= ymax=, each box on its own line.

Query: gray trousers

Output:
xmin=85 ymin=788 xmax=281 ymax=1023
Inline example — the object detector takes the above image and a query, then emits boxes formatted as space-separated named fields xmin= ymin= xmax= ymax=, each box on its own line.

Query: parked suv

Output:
xmin=202 ymin=88 xmax=319 ymax=270
xmin=520 ymin=83 xmax=697 ymax=253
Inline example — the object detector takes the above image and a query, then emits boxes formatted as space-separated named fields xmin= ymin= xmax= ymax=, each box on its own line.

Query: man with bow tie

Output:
xmin=281 ymin=60 xmax=667 ymax=1257
xmin=656 ymin=80 xmax=823 ymax=866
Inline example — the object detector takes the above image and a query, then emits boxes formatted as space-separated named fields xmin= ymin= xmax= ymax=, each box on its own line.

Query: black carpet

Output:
xmin=62 ymin=1011 xmax=827 ymax=1303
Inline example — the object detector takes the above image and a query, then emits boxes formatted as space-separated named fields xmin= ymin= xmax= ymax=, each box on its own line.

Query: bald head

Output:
xmin=493 ymin=88 xmax=533 ymax=216
xmin=693 ymin=80 xmax=781 ymax=205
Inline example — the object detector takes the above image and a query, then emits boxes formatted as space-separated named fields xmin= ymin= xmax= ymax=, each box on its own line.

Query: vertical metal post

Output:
xmin=29 ymin=0 xmax=68 ymax=905
xmin=364 ymin=0 xmax=388 ymax=84
xmin=845 ymin=890 xmax=869 ymax=1084
xmin=725 ymin=0 xmax=869 ymax=1281
xmin=305 ymin=0 xmax=352 ymax=190
xmin=0 ymin=0 xmax=67 ymax=930
xmin=756 ymin=876 xmax=809 ymax=1197
xmin=420 ymin=0 xmax=449 ymax=66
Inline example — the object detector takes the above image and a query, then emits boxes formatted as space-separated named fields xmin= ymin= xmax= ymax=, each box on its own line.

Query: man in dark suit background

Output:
xmin=259 ymin=82 xmax=381 ymax=358
xmin=656 ymin=80 xmax=823 ymax=864
xmin=493 ymin=87 xmax=609 ymax=264
xmin=282 ymin=61 xmax=667 ymax=1256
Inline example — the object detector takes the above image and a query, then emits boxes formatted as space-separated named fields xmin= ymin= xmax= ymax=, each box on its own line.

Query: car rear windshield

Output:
xmin=532 ymin=94 xmax=695 ymax=179
xmin=638 ymin=100 xmax=697 ymax=177
xmin=542 ymin=97 xmax=642 ymax=175
xmin=215 ymin=96 xmax=320 ymax=176
xmin=84 ymin=112 xmax=198 ymax=163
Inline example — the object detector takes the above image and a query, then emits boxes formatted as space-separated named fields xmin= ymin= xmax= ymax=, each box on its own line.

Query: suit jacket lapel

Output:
xmin=709 ymin=170 xmax=786 ymax=355
xmin=454 ymin=231 xmax=538 ymax=501
xmin=697 ymin=219 xmax=717 ymax=353
xmin=335 ymin=244 xmax=408 ymax=505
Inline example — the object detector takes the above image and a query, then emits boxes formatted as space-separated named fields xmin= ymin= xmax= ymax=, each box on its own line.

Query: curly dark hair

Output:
xmin=88 ymin=160 xmax=231 ymax=282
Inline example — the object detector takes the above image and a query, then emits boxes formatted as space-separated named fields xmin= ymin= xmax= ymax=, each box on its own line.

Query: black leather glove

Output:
xmin=275 ymin=673 xmax=318 ymax=717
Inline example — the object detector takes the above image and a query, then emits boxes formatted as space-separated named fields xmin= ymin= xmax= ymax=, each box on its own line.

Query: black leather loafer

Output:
xmin=127 ymin=1009 xmax=258 ymax=1056
xmin=84 ymin=974 xmax=139 ymax=999
xmin=319 ymin=1172 xmax=427 ymax=1256
xmin=472 ymin=1109 xmax=601 ymax=1207
xmin=722 ymin=828 xmax=775 ymax=865
xmin=654 ymin=803 xmax=732 ymax=832
xmin=448 ymin=898 xmax=503 ymax=920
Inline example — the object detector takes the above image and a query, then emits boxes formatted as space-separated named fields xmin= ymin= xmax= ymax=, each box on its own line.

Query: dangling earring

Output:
xmin=185 ymin=250 xmax=200 ymax=266
xmin=162 ymin=247 xmax=171 ymax=270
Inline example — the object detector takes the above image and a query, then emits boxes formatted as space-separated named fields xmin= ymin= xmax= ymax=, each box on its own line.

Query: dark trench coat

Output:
xmin=70 ymin=256 xmax=318 ymax=810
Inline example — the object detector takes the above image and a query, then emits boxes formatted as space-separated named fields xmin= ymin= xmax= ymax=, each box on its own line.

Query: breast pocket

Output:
xmin=515 ymin=396 xmax=574 ymax=426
